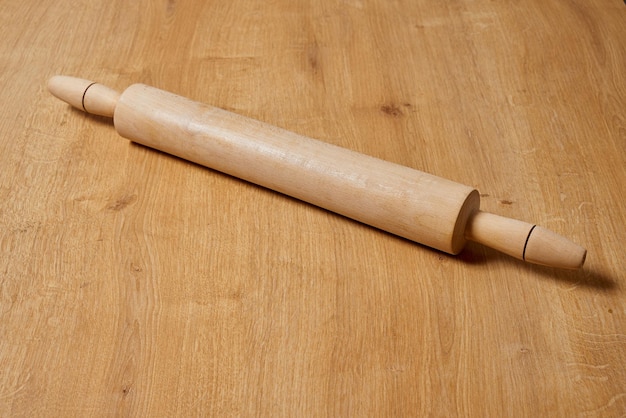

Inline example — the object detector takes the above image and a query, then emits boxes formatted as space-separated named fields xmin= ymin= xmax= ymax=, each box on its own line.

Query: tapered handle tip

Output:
xmin=524 ymin=226 xmax=587 ymax=269
xmin=48 ymin=75 xmax=120 ymax=118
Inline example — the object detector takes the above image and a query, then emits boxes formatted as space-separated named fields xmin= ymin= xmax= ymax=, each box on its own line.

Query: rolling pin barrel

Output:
xmin=114 ymin=83 xmax=480 ymax=254
xmin=48 ymin=76 xmax=587 ymax=269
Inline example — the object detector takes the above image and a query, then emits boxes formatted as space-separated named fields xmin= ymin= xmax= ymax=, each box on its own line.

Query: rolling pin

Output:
xmin=48 ymin=76 xmax=586 ymax=269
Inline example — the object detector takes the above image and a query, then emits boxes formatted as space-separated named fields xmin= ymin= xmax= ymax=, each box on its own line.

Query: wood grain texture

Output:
xmin=1 ymin=0 xmax=624 ymax=416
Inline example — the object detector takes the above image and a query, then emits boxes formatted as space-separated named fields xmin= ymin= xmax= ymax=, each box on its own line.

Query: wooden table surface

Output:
xmin=1 ymin=0 xmax=625 ymax=416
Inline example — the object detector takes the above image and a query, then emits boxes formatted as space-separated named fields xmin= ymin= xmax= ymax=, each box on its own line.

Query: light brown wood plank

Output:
xmin=1 ymin=0 xmax=625 ymax=416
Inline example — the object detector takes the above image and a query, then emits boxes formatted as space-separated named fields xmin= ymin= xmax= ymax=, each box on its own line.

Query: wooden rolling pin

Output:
xmin=48 ymin=75 xmax=586 ymax=269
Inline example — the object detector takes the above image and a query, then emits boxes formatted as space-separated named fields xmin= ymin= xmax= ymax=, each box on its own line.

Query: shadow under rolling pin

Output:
xmin=48 ymin=76 xmax=586 ymax=269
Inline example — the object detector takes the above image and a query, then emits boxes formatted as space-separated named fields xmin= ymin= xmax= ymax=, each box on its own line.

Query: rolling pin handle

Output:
xmin=48 ymin=75 xmax=120 ymax=118
xmin=465 ymin=211 xmax=586 ymax=269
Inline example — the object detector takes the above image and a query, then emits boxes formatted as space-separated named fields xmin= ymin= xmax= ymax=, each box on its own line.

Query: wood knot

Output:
xmin=380 ymin=102 xmax=411 ymax=118
xmin=380 ymin=104 xmax=403 ymax=117
xmin=107 ymin=194 xmax=137 ymax=211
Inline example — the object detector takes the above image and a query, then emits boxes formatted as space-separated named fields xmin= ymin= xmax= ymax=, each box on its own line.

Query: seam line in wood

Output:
xmin=81 ymin=82 xmax=97 ymax=113
xmin=522 ymin=224 xmax=537 ymax=261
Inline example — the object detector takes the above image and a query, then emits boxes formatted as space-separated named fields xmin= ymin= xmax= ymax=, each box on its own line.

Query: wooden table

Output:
xmin=1 ymin=1 xmax=625 ymax=416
